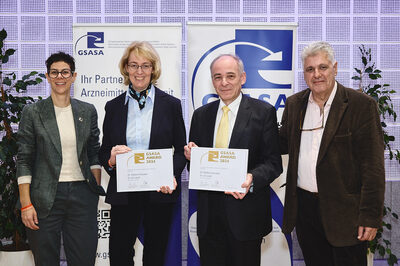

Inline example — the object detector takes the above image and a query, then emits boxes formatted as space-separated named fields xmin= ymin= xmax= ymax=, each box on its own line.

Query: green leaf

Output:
xmin=372 ymin=84 xmax=381 ymax=90
xmin=0 ymin=28 xmax=7 ymax=41
xmin=388 ymin=254 xmax=398 ymax=265
xmin=5 ymin=48 xmax=16 ymax=57
xmin=354 ymin=68 xmax=361 ymax=74
xmin=352 ymin=76 xmax=361 ymax=80
xmin=379 ymin=245 xmax=385 ymax=256
xmin=3 ymin=77 xmax=12 ymax=86
xmin=2 ymin=54 xmax=9 ymax=64
xmin=362 ymin=56 xmax=368 ymax=66
xmin=369 ymin=74 xmax=378 ymax=80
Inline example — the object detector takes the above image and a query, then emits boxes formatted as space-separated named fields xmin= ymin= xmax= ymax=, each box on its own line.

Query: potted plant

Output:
xmin=0 ymin=28 xmax=45 ymax=265
xmin=352 ymin=44 xmax=399 ymax=266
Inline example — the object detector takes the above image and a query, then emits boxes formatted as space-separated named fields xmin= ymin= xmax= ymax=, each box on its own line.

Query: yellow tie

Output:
xmin=215 ymin=106 xmax=230 ymax=148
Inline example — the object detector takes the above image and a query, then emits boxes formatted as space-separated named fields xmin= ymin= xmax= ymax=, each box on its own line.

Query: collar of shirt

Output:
xmin=124 ymin=84 xmax=155 ymax=106
xmin=125 ymin=84 xmax=155 ymax=150
xmin=217 ymin=93 xmax=242 ymax=117
xmin=213 ymin=93 xmax=242 ymax=147
xmin=308 ymin=81 xmax=337 ymax=110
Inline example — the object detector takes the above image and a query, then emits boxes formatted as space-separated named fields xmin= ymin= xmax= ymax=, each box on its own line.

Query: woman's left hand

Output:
xmin=158 ymin=177 xmax=177 ymax=194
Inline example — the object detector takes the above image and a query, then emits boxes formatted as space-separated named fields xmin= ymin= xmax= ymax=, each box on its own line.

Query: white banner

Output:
xmin=73 ymin=24 xmax=182 ymax=266
xmin=187 ymin=22 xmax=297 ymax=266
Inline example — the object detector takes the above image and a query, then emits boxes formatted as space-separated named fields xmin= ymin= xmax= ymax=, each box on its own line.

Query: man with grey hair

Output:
xmin=280 ymin=41 xmax=385 ymax=265
xmin=185 ymin=54 xmax=282 ymax=265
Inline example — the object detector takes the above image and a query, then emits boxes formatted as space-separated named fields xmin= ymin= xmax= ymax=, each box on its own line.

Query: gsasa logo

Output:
xmin=74 ymin=32 xmax=105 ymax=56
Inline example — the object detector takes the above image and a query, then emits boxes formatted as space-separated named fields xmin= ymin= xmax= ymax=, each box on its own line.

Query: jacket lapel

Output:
xmin=118 ymin=93 xmax=129 ymax=146
xmin=206 ymin=100 xmax=219 ymax=147
xmin=293 ymin=90 xmax=310 ymax=159
xmin=71 ymin=99 xmax=86 ymax=156
xmin=229 ymin=96 xmax=251 ymax=148
xmin=38 ymin=97 xmax=62 ymax=156
xmin=317 ymin=83 xmax=348 ymax=165
xmin=208 ymin=100 xmax=220 ymax=147
xmin=149 ymin=88 xmax=163 ymax=148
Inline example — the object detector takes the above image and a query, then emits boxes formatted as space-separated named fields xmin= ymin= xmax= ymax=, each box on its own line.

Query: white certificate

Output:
xmin=189 ymin=147 xmax=248 ymax=192
xmin=116 ymin=148 xmax=174 ymax=192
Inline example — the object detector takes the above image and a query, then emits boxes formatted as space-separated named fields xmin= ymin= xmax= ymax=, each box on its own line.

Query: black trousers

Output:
xmin=109 ymin=193 xmax=174 ymax=266
xmin=199 ymin=192 xmax=262 ymax=266
xmin=27 ymin=181 xmax=99 ymax=266
xmin=296 ymin=187 xmax=367 ymax=266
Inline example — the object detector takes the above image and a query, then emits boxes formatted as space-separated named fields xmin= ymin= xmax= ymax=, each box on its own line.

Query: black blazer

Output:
xmin=99 ymin=87 xmax=187 ymax=205
xmin=188 ymin=95 xmax=282 ymax=241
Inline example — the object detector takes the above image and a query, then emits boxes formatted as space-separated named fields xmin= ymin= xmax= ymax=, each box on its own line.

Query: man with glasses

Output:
xmin=280 ymin=41 xmax=385 ymax=266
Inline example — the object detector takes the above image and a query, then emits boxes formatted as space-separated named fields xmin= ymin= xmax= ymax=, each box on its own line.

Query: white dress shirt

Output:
xmin=297 ymin=82 xmax=337 ymax=192
xmin=213 ymin=94 xmax=242 ymax=147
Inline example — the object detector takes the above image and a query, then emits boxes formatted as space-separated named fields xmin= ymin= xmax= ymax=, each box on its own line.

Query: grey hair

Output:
xmin=301 ymin=41 xmax=336 ymax=65
xmin=210 ymin=54 xmax=245 ymax=75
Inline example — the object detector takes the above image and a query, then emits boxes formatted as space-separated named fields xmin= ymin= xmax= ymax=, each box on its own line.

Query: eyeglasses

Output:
xmin=299 ymin=109 xmax=325 ymax=131
xmin=127 ymin=63 xmax=152 ymax=72
xmin=48 ymin=69 xmax=73 ymax=79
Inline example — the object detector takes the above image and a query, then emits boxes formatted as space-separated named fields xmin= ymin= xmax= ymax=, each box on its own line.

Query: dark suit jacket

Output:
xmin=99 ymin=88 xmax=187 ymax=205
xmin=16 ymin=97 xmax=105 ymax=219
xmin=189 ymin=95 xmax=283 ymax=241
xmin=279 ymin=83 xmax=385 ymax=246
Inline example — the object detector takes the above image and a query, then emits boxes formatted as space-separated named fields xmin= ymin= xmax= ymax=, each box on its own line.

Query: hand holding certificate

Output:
xmin=116 ymin=148 xmax=174 ymax=192
xmin=188 ymin=147 xmax=248 ymax=193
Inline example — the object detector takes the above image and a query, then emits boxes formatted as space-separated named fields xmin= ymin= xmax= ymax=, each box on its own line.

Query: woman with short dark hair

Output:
xmin=17 ymin=52 xmax=105 ymax=265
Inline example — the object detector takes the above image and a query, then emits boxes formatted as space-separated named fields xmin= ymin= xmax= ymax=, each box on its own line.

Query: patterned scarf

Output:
xmin=129 ymin=83 xmax=151 ymax=110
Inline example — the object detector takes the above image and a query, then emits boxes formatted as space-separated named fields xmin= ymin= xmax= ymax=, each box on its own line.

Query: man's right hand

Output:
xmin=184 ymin=142 xmax=198 ymax=161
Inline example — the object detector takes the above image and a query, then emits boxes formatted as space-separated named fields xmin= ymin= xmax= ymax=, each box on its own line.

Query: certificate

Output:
xmin=116 ymin=148 xmax=174 ymax=192
xmin=189 ymin=147 xmax=248 ymax=192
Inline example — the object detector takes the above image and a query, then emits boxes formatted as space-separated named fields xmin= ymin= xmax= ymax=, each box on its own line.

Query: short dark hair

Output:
xmin=45 ymin=52 xmax=75 ymax=73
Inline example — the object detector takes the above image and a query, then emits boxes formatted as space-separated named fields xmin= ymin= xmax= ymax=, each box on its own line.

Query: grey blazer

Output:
xmin=16 ymin=97 xmax=105 ymax=219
